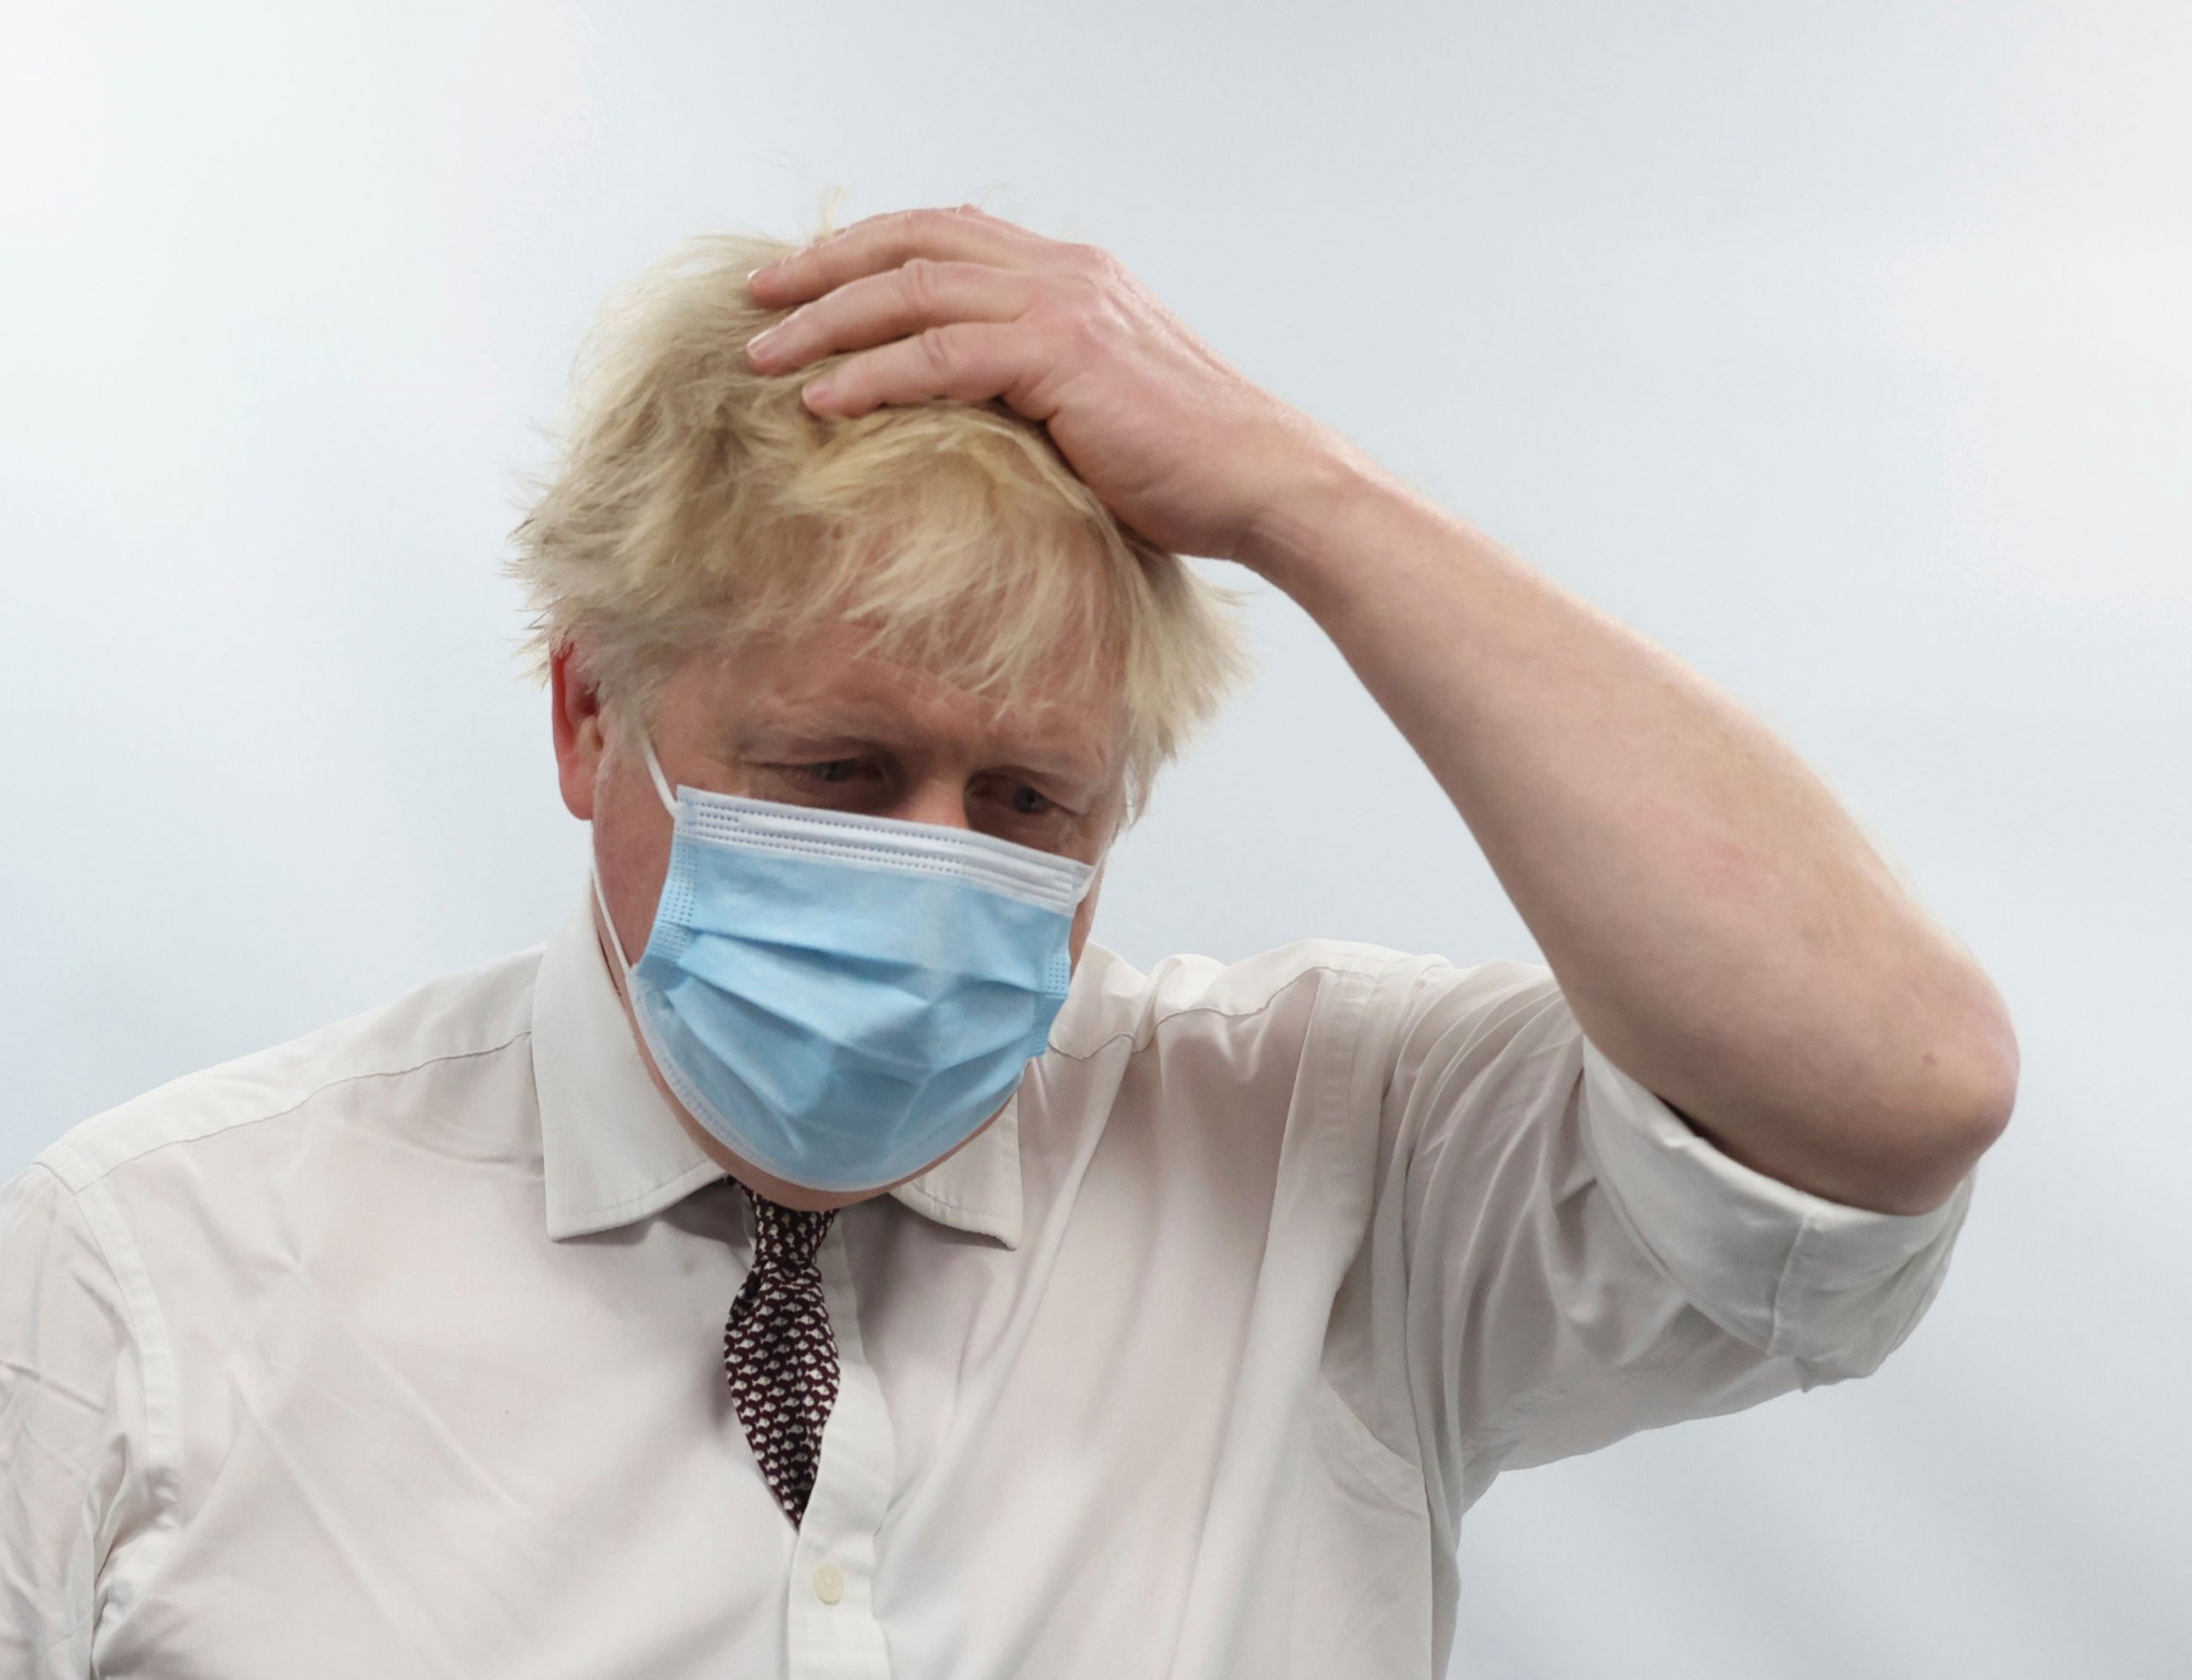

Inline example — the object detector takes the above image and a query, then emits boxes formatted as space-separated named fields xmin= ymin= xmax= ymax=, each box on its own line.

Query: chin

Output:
xmin=693 ymin=1095 xmax=1016 ymax=1211
xmin=700 ymin=1150 xmax=875 ymax=1211
xmin=742 ymin=1170 xmax=881 ymax=1212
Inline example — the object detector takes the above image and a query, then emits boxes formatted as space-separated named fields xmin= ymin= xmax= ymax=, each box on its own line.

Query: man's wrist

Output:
xmin=1231 ymin=432 xmax=1444 ymax=609
xmin=1232 ymin=431 xmax=1363 ymax=581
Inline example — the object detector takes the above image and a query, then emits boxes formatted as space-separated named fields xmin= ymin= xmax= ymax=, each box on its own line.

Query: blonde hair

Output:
xmin=505 ymin=203 xmax=1257 ymax=831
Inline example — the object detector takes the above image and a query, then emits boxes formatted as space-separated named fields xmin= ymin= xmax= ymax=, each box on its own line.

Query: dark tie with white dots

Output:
xmin=724 ymin=1180 xmax=842 ymax=1526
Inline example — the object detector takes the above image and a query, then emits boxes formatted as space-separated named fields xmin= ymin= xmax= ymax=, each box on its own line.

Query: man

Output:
xmin=0 ymin=204 xmax=2017 ymax=1678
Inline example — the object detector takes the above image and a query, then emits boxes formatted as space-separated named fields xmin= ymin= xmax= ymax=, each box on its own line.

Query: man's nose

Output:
xmin=895 ymin=780 xmax=974 ymax=831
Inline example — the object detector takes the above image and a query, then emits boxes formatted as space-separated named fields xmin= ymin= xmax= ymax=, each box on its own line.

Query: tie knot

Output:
xmin=737 ymin=1181 xmax=837 ymax=1271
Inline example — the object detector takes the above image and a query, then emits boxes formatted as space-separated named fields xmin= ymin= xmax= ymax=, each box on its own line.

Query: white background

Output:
xmin=3 ymin=3 xmax=2186 ymax=1674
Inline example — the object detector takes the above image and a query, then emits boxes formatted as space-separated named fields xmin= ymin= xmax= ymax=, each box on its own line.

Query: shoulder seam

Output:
xmin=1049 ymin=956 xmax=1391 ymax=1064
xmin=47 ymin=1026 xmax=535 ymax=1190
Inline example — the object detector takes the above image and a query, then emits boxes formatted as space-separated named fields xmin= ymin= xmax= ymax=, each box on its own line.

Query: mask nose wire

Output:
xmin=606 ymin=721 xmax=1099 ymax=931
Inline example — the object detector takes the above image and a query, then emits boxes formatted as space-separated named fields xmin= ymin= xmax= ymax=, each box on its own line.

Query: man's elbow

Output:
xmin=1870 ymin=1028 xmax=2021 ymax=1216
xmin=1673 ymin=1027 xmax=2020 ymax=1218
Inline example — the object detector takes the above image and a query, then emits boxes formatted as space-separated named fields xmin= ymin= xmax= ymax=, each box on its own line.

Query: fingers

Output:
xmin=799 ymin=322 xmax=1034 ymax=420
xmin=746 ymin=259 xmax=1037 ymax=376
xmin=744 ymin=205 xmax=1095 ymax=423
xmin=748 ymin=205 xmax=1042 ymax=307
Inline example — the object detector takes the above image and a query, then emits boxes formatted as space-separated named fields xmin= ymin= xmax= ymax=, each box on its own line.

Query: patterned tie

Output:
xmin=723 ymin=1179 xmax=842 ymax=1526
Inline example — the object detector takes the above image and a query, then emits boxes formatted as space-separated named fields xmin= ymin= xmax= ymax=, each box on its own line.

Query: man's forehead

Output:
xmin=742 ymin=694 xmax=1109 ymax=763
xmin=707 ymin=638 xmax=1121 ymax=775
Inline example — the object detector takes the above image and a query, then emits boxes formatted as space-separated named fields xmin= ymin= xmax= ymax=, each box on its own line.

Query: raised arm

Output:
xmin=742 ymin=203 xmax=2019 ymax=1217
xmin=1234 ymin=451 xmax=2019 ymax=1215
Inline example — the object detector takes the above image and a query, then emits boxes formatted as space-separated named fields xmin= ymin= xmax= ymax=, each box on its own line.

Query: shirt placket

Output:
xmin=783 ymin=1223 xmax=895 ymax=1679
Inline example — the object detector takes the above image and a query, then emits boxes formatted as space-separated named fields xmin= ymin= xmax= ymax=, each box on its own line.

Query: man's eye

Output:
xmin=1007 ymin=784 xmax=1056 ymax=817
xmin=781 ymin=760 xmax=869 ymax=786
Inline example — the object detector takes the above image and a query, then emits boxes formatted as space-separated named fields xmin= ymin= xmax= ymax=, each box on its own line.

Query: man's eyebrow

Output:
xmin=994 ymin=751 xmax=1111 ymax=785
xmin=730 ymin=718 xmax=1108 ymax=782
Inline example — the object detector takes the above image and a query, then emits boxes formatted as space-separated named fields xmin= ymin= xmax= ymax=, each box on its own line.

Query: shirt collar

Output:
xmin=531 ymin=888 xmax=1027 ymax=1248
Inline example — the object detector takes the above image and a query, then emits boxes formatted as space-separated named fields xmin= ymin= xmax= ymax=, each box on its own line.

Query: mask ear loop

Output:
xmin=588 ymin=855 xmax=634 ymax=980
xmin=638 ymin=729 xmax=680 ymax=816
xmin=592 ymin=724 xmax=681 ymax=980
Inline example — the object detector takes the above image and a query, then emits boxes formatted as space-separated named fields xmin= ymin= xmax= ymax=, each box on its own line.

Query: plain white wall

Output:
xmin=3 ymin=3 xmax=2185 ymax=1673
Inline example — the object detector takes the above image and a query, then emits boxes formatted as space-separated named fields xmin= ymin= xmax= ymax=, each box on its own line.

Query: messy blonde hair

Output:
xmin=505 ymin=201 xmax=1257 ymax=831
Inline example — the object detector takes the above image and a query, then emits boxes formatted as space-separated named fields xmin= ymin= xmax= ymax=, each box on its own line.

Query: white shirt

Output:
xmin=1 ymin=890 xmax=1976 ymax=1679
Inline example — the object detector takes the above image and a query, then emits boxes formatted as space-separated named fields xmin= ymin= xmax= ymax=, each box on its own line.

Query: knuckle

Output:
xmin=1062 ymin=309 xmax=1110 ymax=357
xmin=1055 ymin=267 xmax=1105 ymax=312
xmin=917 ymin=324 xmax=961 ymax=378
xmin=898 ymin=254 xmax=939 ymax=311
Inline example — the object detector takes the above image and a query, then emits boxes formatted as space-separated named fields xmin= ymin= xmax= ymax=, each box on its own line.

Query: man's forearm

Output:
xmin=1237 ymin=444 xmax=2019 ymax=1216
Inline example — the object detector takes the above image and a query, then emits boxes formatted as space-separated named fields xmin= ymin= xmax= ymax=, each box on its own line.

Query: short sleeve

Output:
xmin=0 ymin=1163 xmax=147 ymax=1678
xmin=1376 ymin=956 xmax=1976 ymax=1521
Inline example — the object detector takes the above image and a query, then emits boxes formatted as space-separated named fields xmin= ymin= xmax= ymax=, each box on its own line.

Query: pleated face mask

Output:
xmin=592 ymin=730 xmax=1099 ymax=1193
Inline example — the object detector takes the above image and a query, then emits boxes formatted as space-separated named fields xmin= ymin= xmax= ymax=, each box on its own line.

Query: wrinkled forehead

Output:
xmin=673 ymin=616 xmax=1127 ymax=786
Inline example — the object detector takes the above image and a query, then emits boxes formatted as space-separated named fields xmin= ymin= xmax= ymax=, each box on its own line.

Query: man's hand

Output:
xmin=743 ymin=204 xmax=1353 ymax=565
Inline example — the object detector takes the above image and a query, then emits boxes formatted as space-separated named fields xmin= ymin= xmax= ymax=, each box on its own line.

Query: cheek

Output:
xmin=593 ymin=780 xmax=676 ymax=955
xmin=1068 ymin=889 xmax=1099 ymax=968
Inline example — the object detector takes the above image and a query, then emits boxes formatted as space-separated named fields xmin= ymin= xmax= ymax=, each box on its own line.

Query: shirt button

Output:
xmin=812 ymin=1563 xmax=845 ymax=1605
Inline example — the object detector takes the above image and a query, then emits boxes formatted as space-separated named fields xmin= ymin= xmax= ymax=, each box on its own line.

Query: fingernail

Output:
xmin=745 ymin=265 xmax=774 ymax=291
xmin=745 ymin=325 xmax=783 ymax=363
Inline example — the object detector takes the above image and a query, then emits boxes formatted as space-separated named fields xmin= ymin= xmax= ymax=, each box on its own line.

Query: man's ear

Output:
xmin=550 ymin=642 xmax=607 ymax=822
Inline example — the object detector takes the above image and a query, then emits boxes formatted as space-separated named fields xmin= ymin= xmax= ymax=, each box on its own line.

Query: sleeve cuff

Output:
xmin=1576 ymin=1032 xmax=1978 ymax=1375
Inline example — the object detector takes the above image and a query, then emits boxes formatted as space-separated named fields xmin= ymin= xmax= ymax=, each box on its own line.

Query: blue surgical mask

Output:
xmin=591 ymin=730 xmax=1099 ymax=1194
